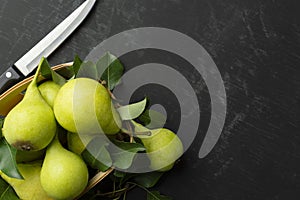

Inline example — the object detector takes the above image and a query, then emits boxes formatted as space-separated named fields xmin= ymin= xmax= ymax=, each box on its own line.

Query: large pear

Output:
xmin=40 ymin=136 xmax=88 ymax=200
xmin=3 ymin=62 xmax=56 ymax=151
xmin=53 ymin=78 xmax=121 ymax=135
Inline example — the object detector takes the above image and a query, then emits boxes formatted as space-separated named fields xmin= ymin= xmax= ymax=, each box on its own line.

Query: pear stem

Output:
xmin=100 ymin=80 xmax=106 ymax=85
xmin=135 ymin=131 xmax=152 ymax=136
xmin=107 ymin=88 xmax=117 ymax=100
xmin=125 ymin=121 xmax=134 ymax=143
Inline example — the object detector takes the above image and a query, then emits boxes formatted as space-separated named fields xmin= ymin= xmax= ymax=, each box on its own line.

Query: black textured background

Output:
xmin=0 ymin=0 xmax=299 ymax=199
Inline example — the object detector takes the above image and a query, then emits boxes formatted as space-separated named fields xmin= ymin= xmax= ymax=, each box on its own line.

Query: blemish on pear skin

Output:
xmin=13 ymin=141 xmax=36 ymax=151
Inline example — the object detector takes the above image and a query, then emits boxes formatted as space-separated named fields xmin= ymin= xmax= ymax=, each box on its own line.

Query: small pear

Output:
xmin=3 ymin=61 xmax=57 ymax=151
xmin=0 ymin=161 xmax=53 ymax=200
xmin=53 ymin=78 xmax=121 ymax=135
xmin=133 ymin=122 xmax=183 ymax=171
xmin=40 ymin=135 xmax=89 ymax=200
xmin=67 ymin=131 xmax=93 ymax=155
xmin=38 ymin=81 xmax=61 ymax=108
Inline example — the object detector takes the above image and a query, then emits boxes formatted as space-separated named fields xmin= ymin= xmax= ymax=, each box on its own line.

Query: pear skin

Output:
xmin=40 ymin=136 xmax=89 ymax=200
xmin=0 ymin=161 xmax=54 ymax=200
xmin=38 ymin=81 xmax=61 ymax=108
xmin=3 ymin=60 xmax=57 ymax=151
xmin=133 ymin=121 xmax=183 ymax=171
xmin=67 ymin=132 xmax=93 ymax=155
xmin=53 ymin=78 xmax=121 ymax=135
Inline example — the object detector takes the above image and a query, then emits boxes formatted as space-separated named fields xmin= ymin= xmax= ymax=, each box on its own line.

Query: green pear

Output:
xmin=53 ymin=78 xmax=121 ymax=135
xmin=3 ymin=61 xmax=57 ymax=151
xmin=38 ymin=81 xmax=61 ymax=108
xmin=16 ymin=149 xmax=45 ymax=163
xmin=40 ymin=135 xmax=89 ymax=200
xmin=0 ymin=161 xmax=54 ymax=200
xmin=67 ymin=131 xmax=93 ymax=155
xmin=133 ymin=122 xmax=183 ymax=171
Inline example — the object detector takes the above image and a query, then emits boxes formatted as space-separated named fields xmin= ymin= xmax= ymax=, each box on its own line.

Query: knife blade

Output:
xmin=0 ymin=0 xmax=96 ymax=94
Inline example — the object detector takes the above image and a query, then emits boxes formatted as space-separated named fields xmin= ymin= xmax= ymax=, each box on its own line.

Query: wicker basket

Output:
xmin=0 ymin=63 xmax=74 ymax=115
xmin=0 ymin=63 xmax=113 ymax=199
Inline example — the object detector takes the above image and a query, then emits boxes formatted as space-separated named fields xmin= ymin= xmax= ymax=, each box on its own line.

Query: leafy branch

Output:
xmin=0 ymin=53 xmax=175 ymax=200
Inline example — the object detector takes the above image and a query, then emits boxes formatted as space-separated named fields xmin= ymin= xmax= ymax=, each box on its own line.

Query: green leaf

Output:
xmin=39 ymin=57 xmax=52 ymax=78
xmin=82 ymin=136 xmax=112 ymax=172
xmin=75 ymin=52 xmax=124 ymax=90
xmin=110 ymin=140 xmax=145 ymax=170
xmin=0 ymin=118 xmax=4 ymax=137
xmin=117 ymin=98 xmax=147 ymax=120
xmin=72 ymin=55 xmax=83 ymax=77
xmin=115 ymin=172 xmax=137 ymax=186
xmin=133 ymin=172 xmax=164 ymax=188
xmin=39 ymin=57 xmax=66 ymax=86
xmin=0 ymin=178 xmax=19 ymax=200
xmin=0 ymin=138 xmax=23 ymax=179
xmin=98 ymin=52 xmax=124 ymax=90
xmin=138 ymin=109 xmax=167 ymax=129
xmin=147 ymin=191 xmax=172 ymax=200
xmin=113 ymin=170 xmax=127 ymax=178
xmin=76 ymin=61 xmax=98 ymax=80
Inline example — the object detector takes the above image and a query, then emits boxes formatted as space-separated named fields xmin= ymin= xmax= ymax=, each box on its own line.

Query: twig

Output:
xmin=100 ymin=80 xmax=107 ymax=85
xmin=108 ymin=89 xmax=117 ymax=100
xmin=125 ymin=121 xmax=134 ymax=143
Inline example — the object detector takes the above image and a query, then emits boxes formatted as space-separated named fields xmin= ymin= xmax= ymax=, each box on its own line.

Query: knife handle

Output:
xmin=0 ymin=66 xmax=22 ymax=94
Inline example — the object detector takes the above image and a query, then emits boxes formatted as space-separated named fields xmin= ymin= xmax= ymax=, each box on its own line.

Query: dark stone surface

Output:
xmin=0 ymin=0 xmax=299 ymax=199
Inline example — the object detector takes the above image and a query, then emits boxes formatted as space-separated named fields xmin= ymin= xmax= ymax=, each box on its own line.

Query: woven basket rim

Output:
xmin=0 ymin=62 xmax=73 ymax=116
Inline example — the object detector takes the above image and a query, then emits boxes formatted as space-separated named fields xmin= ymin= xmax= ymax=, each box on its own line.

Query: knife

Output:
xmin=0 ymin=0 xmax=96 ymax=94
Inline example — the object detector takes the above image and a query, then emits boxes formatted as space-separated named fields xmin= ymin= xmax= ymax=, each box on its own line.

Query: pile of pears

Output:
xmin=1 ymin=62 xmax=183 ymax=200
